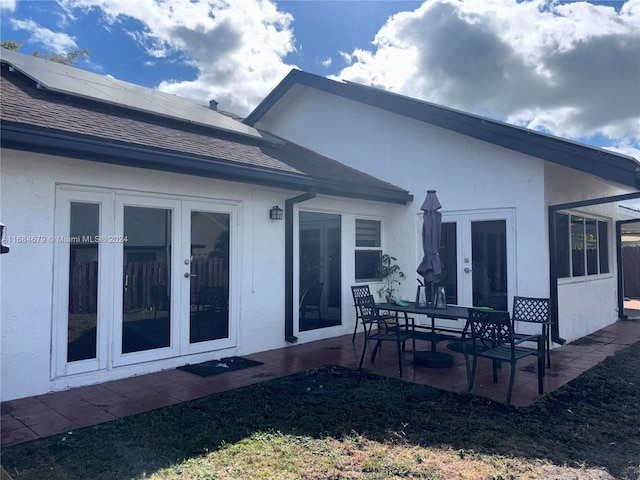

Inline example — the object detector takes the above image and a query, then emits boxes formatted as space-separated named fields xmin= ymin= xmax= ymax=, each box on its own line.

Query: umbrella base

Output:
xmin=413 ymin=351 xmax=453 ymax=368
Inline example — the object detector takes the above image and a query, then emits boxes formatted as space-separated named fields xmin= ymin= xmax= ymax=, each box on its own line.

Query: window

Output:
xmin=571 ymin=216 xmax=585 ymax=276
xmin=355 ymin=219 xmax=382 ymax=281
xmin=555 ymin=213 xmax=609 ymax=279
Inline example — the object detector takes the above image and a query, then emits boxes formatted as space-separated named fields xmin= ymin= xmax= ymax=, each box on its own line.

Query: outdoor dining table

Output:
xmin=376 ymin=302 xmax=470 ymax=367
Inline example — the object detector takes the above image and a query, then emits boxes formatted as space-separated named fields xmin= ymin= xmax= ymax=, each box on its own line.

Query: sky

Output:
xmin=1 ymin=0 xmax=639 ymax=162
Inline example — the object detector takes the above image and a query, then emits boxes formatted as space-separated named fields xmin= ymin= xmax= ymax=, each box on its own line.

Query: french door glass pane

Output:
xmin=189 ymin=211 xmax=230 ymax=343
xmin=471 ymin=220 xmax=507 ymax=310
xmin=67 ymin=202 xmax=99 ymax=362
xmin=122 ymin=206 xmax=172 ymax=353
xmin=440 ymin=222 xmax=458 ymax=305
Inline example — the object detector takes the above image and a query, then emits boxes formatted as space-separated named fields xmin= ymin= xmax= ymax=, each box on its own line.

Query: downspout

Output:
xmin=616 ymin=221 xmax=626 ymax=320
xmin=548 ymin=206 xmax=567 ymax=346
xmin=284 ymin=189 xmax=317 ymax=343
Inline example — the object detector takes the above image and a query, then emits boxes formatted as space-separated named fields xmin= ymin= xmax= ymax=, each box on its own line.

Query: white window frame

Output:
xmin=354 ymin=217 xmax=383 ymax=282
xmin=52 ymin=188 xmax=114 ymax=378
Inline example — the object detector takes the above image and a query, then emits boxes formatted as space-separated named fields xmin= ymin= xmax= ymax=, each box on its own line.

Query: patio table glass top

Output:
xmin=375 ymin=302 xmax=470 ymax=320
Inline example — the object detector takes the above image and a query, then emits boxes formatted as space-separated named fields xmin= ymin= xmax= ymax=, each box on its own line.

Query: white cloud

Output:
xmin=9 ymin=18 xmax=78 ymax=53
xmin=339 ymin=50 xmax=352 ymax=65
xmin=0 ymin=0 xmax=16 ymax=12
xmin=5 ymin=0 xmax=637 ymax=156
xmin=58 ymin=0 xmax=297 ymax=116
xmin=336 ymin=0 xmax=640 ymax=158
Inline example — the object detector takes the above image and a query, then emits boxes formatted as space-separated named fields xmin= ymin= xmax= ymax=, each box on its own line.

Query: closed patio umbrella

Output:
xmin=417 ymin=190 xmax=443 ymax=287
xmin=414 ymin=190 xmax=453 ymax=367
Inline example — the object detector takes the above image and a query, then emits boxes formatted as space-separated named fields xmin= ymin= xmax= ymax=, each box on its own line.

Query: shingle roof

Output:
xmin=0 ymin=46 xmax=264 ymax=140
xmin=246 ymin=69 xmax=640 ymax=190
xmin=0 ymin=61 xmax=412 ymax=205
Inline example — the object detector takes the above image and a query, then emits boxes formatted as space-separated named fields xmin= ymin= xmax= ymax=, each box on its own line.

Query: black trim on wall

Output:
xmin=284 ymin=190 xmax=317 ymax=343
xmin=548 ymin=191 xmax=640 ymax=344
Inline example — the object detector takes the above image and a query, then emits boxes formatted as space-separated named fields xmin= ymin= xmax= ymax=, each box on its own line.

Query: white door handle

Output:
xmin=464 ymin=267 xmax=472 ymax=273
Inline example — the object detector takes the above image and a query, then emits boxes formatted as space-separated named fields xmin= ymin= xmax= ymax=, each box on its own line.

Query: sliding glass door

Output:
xmin=299 ymin=211 xmax=342 ymax=331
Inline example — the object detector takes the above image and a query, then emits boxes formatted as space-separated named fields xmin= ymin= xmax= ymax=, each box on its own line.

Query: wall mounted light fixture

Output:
xmin=269 ymin=205 xmax=283 ymax=220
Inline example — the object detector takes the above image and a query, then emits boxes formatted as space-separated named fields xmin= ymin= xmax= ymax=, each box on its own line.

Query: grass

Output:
xmin=2 ymin=342 xmax=640 ymax=480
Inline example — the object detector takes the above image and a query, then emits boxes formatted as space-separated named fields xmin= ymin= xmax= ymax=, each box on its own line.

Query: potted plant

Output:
xmin=376 ymin=254 xmax=406 ymax=302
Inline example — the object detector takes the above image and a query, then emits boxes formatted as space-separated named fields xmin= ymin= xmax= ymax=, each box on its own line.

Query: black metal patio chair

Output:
xmin=512 ymin=296 xmax=552 ymax=369
xmin=463 ymin=308 xmax=544 ymax=404
xmin=354 ymin=293 xmax=414 ymax=378
xmin=350 ymin=284 xmax=397 ymax=342
xmin=351 ymin=285 xmax=380 ymax=343
xmin=351 ymin=284 xmax=371 ymax=341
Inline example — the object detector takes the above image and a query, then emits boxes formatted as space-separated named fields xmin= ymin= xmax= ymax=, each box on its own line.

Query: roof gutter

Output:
xmin=1 ymin=122 xmax=412 ymax=205
xmin=284 ymin=190 xmax=317 ymax=343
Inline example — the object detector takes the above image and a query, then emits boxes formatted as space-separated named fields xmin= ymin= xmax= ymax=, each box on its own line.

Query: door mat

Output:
xmin=178 ymin=356 xmax=263 ymax=377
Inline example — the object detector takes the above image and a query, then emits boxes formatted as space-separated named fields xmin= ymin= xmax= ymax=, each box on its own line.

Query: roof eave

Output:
xmin=1 ymin=122 xmax=413 ymax=205
xmin=244 ymin=69 xmax=310 ymax=126
xmin=245 ymin=70 xmax=639 ymax=190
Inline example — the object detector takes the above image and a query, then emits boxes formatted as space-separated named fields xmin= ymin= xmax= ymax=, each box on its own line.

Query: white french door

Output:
xmin=113 ymin=196 xmax=236 ymax=366
xmin=113 ymin=196 xmax=181 ymax=366
xmin=55 ymin=189 xmax=237 ymax=375
xmin=440 ymin=209 xmax=516 ymax=312
xmin=180 ymin=201 xmax=235 ymax=356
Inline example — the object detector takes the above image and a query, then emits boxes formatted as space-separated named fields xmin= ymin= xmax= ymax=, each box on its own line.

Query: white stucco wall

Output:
xmin=255 ymin=88 xmax=548 ymax=299
xmin=545 ymin=162 xmax=629 ymax=343
xmin=2 ymin=92 xmax=632 ymax=400
xmin=0 ymin=150 xmax=396 ymax=400
xmin=255 ymin=86 xmax=630 ymax=345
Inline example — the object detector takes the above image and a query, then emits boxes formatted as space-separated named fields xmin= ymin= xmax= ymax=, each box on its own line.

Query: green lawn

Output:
xmin=3 ymin=342 xmax=640 ymax=480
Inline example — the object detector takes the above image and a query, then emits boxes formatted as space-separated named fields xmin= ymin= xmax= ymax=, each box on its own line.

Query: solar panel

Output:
xmin=0 ymin=47 xmax=263 ymax=139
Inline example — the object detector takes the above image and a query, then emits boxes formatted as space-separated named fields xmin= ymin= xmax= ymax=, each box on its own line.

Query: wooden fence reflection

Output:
xmin=70 ymin=258 xmax=228 ymax=313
